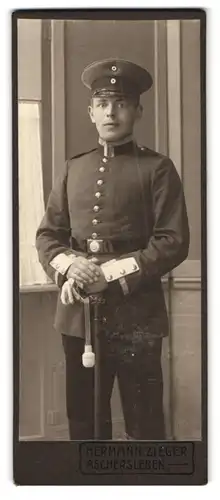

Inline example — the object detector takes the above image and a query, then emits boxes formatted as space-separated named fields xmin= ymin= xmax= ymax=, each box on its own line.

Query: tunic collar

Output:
xmin=98 ymin=135 xmax=136 ymax=157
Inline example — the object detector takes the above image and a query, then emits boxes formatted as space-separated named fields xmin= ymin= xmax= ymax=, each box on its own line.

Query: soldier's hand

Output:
xmin=84 ymin=270 xmax=108 ymax=294
xmin=66 ymin=256 xmax=100 ymax=288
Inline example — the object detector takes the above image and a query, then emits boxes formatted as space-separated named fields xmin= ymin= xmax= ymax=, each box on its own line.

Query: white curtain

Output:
xmin=19 ymin=101 xmax=48 ymax=286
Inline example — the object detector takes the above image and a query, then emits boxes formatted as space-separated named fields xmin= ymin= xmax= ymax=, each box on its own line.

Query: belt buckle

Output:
xmin=87 ymin=238 xmax=103 ymax=254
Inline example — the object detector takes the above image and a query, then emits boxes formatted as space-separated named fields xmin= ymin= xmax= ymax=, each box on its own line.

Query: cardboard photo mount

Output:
xmin=13 ymin=8 xmax=207 ymax=486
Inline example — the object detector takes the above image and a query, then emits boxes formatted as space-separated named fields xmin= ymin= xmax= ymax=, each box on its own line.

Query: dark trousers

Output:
xmin=62 ymin=331 xmax=165 ymax=440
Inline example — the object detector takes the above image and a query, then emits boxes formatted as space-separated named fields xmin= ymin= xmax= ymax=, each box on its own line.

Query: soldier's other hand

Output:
xmin=66 ymin=256 xmax=100 ymax=287
xmin=60 ymin=278 xmax=83 ymax=305
xmin=84 ymin=270 xmax=108 ymax=294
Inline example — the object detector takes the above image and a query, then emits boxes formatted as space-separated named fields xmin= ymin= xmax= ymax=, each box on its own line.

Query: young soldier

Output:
xmin=36 ymin=58 xmax=189 ymax=440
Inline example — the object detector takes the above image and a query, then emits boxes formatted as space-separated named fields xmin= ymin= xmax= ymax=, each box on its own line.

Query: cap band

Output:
xmin=91 ymin=75 xmax=139 ymax=97
xmin=92 ymin=89 xmax=138 ymax=99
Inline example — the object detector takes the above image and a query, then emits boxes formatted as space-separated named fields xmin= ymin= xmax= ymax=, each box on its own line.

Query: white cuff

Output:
xmin=101 ymin=257 xmax=139 ymax=283
xmin=49 ymin=253 xmax=76 ymax=275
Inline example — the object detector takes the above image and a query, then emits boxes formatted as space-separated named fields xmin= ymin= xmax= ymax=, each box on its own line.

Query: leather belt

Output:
xmin=71 ymin=237 xmax=145 ymax=255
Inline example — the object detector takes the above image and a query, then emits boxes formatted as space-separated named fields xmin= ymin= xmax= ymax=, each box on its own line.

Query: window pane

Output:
xmin=19 ymin=101 xmax=48 ymax=286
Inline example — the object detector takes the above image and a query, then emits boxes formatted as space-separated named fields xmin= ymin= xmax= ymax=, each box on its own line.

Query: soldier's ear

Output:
xmin=135 ymin=104 xmax=143 ymax=121
xmin=88 ymin=105 xmax=96 ymax=124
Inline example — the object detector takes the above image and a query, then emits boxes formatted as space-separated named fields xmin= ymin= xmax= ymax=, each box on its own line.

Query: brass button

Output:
xmin=111 ymin=65 xmax=117 ymax=71
xmin=93 ymin=205 xmax=100 ymax=212
xmin=120 ymin=269 xmax=126 ymax=275
xmin=92 ymin=219 xmax=99 ymax=226
xmin=97 ymin=179 xmax=103 ymax=186
xmin=108 ymin=274 xmax=113 ymax=281
xmin=95 ymin=192 xmax=101 ymax=199
xmin=132 ymin=264 xmax=137 ymax=271
xmin=92 ymin=232 xmax=98 ymax=239
xmin=111 ymin=78 xmax=116 ymax=84
xmin=102 ymin=157 xmax=108 ymax=163
xmin=99 ymin=166 xmax=105 ymax=172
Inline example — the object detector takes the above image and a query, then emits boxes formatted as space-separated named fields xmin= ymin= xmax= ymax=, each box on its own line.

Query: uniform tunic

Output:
xmin=36 ymin=139 xmax=189 ymax=439
xmin=36 ymin=140 xmax=189 ymax=341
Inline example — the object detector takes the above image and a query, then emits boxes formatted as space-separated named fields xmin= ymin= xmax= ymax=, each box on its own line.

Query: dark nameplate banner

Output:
xmin=80 ymin=442 xmax=194 ymax=475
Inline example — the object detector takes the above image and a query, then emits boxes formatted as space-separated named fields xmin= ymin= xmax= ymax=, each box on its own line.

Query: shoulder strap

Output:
xmin=69 ymin=147 xmax=97 ymax=161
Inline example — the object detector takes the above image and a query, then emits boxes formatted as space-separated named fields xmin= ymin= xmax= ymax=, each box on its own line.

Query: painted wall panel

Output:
xmin=172 ymin=289 xmax=201 ymax=439
xmin=18 ymin=19 xmax=42 ymax=101
xmin=181 ymin=20 xmax=201 ymax=260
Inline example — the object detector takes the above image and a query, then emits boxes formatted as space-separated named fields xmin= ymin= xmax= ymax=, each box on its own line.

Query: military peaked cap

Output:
xmin=81 ymin=58 xmax=153 ymax=98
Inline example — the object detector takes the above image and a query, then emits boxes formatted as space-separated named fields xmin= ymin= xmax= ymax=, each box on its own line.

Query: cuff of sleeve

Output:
xmin=101 ymin=257 xmax=139 ymax=283
xmin=49 ymin=253 xmax=76 ymax=276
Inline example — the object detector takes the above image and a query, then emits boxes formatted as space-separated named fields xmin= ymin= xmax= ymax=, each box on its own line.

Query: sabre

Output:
xmin=93 ymin=295 xmax=101 ymax=439
xmin=82 ymin=293 xmax=102 ymax=439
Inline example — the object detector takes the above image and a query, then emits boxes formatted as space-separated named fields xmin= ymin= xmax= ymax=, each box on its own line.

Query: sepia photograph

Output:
xmin=14 ymin=9 xmax=206 ymax=484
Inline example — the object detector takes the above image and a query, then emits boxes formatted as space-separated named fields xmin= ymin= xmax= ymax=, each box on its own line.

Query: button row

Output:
xmin=90 ymin=158 xmax=108 ymax=239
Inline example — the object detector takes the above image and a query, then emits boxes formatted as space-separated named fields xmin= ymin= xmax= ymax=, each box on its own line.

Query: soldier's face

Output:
xmin=88 ymin=97 xmax=142 ymax=142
